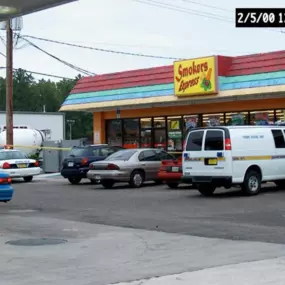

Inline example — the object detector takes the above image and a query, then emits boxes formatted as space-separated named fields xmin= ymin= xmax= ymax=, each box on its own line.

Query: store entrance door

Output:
xmin=154 ymin=128 xmax=166 ymax=150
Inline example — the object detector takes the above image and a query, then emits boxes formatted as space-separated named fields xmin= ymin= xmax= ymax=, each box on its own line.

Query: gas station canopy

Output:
xmin=0 ymin=0 xmax=76 ymax=20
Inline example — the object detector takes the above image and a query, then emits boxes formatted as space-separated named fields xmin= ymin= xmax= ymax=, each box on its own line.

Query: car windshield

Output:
xmin=105 ymin=150 xmax=137 ymax=161
xmin=69 ymin=147 xmax=88 ymax=157
xmin=0 ymin=151 xmax=27 ymax=160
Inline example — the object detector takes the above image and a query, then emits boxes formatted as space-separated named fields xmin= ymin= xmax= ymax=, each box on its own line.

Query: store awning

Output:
xmin=0 ymin=0 xmax=76 ymax=21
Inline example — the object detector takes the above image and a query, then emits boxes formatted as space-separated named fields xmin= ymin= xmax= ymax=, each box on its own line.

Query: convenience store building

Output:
xmin=60 ymin=50 xmax=285 ymax=152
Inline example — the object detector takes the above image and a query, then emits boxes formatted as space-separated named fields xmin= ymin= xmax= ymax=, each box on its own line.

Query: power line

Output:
xmin=0 ymin=67 xmax=74 ymax=80
xmin=178 ymin=0 xmax=232 ymax=12
xmin=133 ymin=0 xmax=284 ymax=34
xmin=21 ymin=35 xmax=182 ymax=60
xmin=21 ymin=37 xmax=96 ymax=76
xmin=0 ymin=55 xmax=74 ymax=79
xmin=133 ymin=0 xmax=233 ymax=23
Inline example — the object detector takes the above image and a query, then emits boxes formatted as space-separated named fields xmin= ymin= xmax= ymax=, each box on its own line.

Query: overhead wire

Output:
xmin=0 ymin=53 xmax=74 ymax=79
xmin=177 ymin=0 xmax=232 ymax=12
xmin=132 ymin=0 xmax=233 ymax=23
xmin=21 ymin=35 xmax=182 ymax=60
xmin=21 ymin=37 xmax=96 ymax=76
xmin=133 ymin=0 xmax=284 ymax=34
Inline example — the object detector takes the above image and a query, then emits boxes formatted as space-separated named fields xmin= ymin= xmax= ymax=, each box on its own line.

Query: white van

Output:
xmin=182 ymin=126 xmax=285 ymax=196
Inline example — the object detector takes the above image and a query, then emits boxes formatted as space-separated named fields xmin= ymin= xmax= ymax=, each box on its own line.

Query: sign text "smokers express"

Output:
xmin=175 ymin=61 xmax=208 ymax=92
xmin=173 ymin=56 xmax=217 ymax=97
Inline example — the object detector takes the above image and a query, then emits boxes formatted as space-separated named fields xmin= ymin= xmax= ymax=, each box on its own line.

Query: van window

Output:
xmin=186 ymin=131 xmax=204 ymax=151
xmin=271 ymin=130 xmax=285 ymax=148
xmin=204 ymin=130 xmax=224 ymax=151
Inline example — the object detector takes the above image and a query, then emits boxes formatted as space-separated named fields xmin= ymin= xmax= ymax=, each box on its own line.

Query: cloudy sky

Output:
xmin=0 ymin=0 xmax=285 ymax=81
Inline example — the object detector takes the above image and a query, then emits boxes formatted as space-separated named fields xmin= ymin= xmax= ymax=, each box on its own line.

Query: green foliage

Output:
xmin=0 ymin=70 xmax=92 ymax=140
xmin=28 ymin=153 xmax=40 ymax=160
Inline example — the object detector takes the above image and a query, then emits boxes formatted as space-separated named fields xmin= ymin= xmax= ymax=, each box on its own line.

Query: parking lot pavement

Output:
xmin=1 ymin=214 xmax=285 ymax=285
xmin=4 ymin=179 xmax=285 ymax=245
xmin=1 ymin=180 xmax=285 ymax=284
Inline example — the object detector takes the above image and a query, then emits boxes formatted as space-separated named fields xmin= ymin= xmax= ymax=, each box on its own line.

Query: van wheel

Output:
xmin=197 ymin=183 xmax=216 ymax=196
xmin=242 ymin=170 xmax=261 ymax=196
xmin=166 ymin=182 xmax=179 ymax=189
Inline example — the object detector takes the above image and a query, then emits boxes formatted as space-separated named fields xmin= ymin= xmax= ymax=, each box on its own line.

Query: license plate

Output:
xmin=68 ymin=162 xmax=74 ymax=167
xmin=172 ymin=167 xmax=179 ymax=172
xmin=18 ymin=164 xmax=27 ymax=168
xmin=208 ymin=159 xmax=217 ymax=165
xmin=95 ymin=175 xmax=101 ymax=180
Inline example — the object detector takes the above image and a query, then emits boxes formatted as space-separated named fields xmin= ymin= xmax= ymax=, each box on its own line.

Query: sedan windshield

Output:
xmin=105 ymin=150 xmax=137 ymax=161
xmin=0 ymin=151 xmax=27 ymax=160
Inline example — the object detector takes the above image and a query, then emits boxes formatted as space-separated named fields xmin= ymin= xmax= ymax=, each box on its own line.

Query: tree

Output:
xmin=0 ymin=70 xmax=93 ymax=140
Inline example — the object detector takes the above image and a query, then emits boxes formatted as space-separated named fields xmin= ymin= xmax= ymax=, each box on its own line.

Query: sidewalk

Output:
xmin=114 ymin=257 xmax=285 ymax=285
xmin=0 ymin=214 xmax=285 ymax=285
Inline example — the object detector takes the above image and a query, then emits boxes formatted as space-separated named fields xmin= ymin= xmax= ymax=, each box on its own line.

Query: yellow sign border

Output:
xmin=173 ymin=55 xmax=219 ymax=97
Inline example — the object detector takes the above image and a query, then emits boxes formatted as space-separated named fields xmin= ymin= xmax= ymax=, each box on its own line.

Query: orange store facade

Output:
xmin=60 ymin=51 xmax=285 ymax=153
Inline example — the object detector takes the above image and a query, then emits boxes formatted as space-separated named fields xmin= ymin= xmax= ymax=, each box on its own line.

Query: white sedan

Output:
xmin=0 ymin=149 xmax=41 ymax=182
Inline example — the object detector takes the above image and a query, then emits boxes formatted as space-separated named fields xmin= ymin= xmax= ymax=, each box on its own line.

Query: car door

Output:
xmin=138 ymin=150 xmax=158 ymax=180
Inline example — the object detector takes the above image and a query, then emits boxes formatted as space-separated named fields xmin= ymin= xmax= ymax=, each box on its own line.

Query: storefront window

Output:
xmin=153 ymin=117 xmax=166 ymax=149
xmin=225 ymin=112 xmax=248 ymax=125
xmin=140 ymin=118 xmax=152 ymax=148
xmin=168 ymin=116 xmax=182 ymax=151
xmin=153 ymin=117 xmax=165 ymax=128
xmin=184 ymin=115 xmax=200 ymax=133
xmin=275 ymin=110 xmax=285 ymax=125
xmin=141 ymin=118 xmax=152 ymax=129
xmin=123 ymin=119 xmax=139 ymax=148
xmin=107 ymin=120 xmax=122 ymax=146
xmin=202 ymin=113 xmax=224 ymax=127
xmin=250 ymin=110 xmax=274 ymax=125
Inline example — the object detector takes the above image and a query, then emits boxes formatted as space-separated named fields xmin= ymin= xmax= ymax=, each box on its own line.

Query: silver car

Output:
xmin=87 ymin=148 xmax=175 ymax=188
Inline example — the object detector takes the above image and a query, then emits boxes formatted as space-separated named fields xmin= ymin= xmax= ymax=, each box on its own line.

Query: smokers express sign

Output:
xmin=174 ymin=56 xmax=218 ymax=97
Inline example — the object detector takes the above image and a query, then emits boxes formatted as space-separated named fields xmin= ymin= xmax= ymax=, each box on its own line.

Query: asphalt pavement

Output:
xmin=1 ymin=176 xmax=285 ymax=284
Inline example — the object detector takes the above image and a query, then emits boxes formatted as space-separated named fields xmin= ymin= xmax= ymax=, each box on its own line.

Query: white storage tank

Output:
xmin=0 ymin=129 xmax=45 ymax=156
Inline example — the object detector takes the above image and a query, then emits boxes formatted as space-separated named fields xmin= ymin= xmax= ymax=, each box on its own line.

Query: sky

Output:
xmin=1 ymin=0 xmax=285 ymax=81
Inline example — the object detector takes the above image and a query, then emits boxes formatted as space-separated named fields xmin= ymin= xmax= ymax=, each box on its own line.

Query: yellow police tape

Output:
xmin=1 ymin=145 xmax=72 ymax=151
xmin=1 ymin=144 xmax=183 ymax=154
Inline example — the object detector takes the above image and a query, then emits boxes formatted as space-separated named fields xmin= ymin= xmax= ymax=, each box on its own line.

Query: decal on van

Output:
xmin=233 ymin=155 xmax=285 ymax=161
xmin=184 ymin=157 xmax=226 ymax=161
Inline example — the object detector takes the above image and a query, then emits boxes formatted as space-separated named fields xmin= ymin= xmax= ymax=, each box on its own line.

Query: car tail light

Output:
xmin=89 ymin=164 xmax=94 ymax=170
xmin=225 ymin=138 xmax=232 ymax=150
xmin=34 ymin=161 xmax=39 ymax=167
xmin=2 ymin=162 xmax=10 ymax=169
xmin=81 ymin=157 xmax=89 ymax=165
xmin=106 ymin=163 xmax=120 ymax=170
xmin=0 ymin=177 xmax=11 ymax=184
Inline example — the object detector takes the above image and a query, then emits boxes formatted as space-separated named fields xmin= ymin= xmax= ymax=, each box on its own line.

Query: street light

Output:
xmin=66 ymin=119 xmax=75 ymax=140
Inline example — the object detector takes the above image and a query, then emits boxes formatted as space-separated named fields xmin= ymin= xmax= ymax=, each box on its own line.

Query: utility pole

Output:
xmin=67 ymin=120 xmax=75 ymax=140
xmin=6 ymin=19 xmax=13 ymax=147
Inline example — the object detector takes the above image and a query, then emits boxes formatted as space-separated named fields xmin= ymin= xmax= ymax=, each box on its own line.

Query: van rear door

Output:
xmin=183 ymin=128 xmax=232 ymax=177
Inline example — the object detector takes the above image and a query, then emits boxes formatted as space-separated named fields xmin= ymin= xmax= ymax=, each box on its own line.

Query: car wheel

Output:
xmin=129 ymin=170 xmax=144 ymax=188
xmin=90 ymin=179 xmax=98 ymax=185
xmin=101 ymin=180 xmax=115 ymax=189
xmin=68 ymin=178 xmax=81 ymax=185
xmin=166 ymin=182 xmax=179 ymax=189
xmin=23 ymin=176 xmax=33 ymax=182
xmin=197 ymin=183 xmax=216 ymax=196
xmin=242 ymin=170 xmax=261 ymax=196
